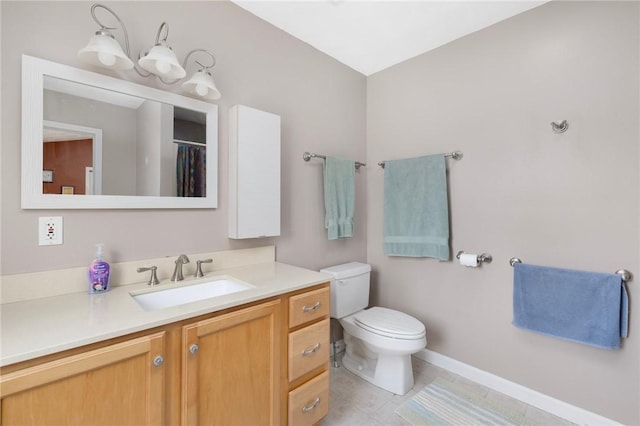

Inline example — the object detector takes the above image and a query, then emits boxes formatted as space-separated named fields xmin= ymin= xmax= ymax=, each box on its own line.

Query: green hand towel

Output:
xmin=383 ymin=154 xmax=450 ymax=259
xmin=323 ymin=156 xmax=355 ymax=240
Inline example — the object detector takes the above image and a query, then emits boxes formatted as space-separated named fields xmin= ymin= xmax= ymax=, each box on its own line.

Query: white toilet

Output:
xmin=321 ymin=262 xmax=427 ymax=395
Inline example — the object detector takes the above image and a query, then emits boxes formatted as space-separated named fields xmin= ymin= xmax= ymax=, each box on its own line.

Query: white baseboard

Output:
xmin=414 ymin=349 xmax=621 ymax=426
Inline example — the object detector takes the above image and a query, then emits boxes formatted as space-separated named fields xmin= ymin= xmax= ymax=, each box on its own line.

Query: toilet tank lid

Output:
xmin=320 ymin=262 xmax=371 ymax=279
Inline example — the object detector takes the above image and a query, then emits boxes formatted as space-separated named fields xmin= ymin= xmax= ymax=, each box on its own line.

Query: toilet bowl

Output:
xmin=321 ymin=262 xmax=427 ymax=395
xmin=339 ymin=307 xmax=426 ymax=395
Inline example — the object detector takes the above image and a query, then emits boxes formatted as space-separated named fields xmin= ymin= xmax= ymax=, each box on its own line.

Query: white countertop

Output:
xmin=1 ymin=261 xmax=331 ymax=367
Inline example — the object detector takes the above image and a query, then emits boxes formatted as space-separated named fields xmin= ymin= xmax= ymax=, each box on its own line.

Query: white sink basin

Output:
xmin=131 ymin=276 xmax=254 ymax=311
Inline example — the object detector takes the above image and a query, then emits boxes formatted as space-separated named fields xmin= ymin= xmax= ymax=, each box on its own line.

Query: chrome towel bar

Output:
xmin=303 ymin=152 xmax=365 ymax=169
xmin=378 ymin=150 xmax=463 ymax=168
xmin=509 ymin=257 xmax=632 ymax=283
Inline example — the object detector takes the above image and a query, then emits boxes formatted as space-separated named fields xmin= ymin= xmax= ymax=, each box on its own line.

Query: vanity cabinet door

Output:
xmin=0 ymin=332 xmax=165 ymax=426
xmin=182 ymin=299 xmax=281 ymax=426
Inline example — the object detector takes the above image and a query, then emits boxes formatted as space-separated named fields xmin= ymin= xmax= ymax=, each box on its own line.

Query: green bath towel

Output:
xmin=383 ymin=154 xmax=450 ymax=259
xmin=323 ymin=156 xmax=355 ymax=240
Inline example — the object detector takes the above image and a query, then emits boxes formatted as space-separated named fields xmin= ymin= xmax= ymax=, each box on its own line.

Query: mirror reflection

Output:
xmin=43 ymin=76 xmax=207 ymax=197
xmin=22 ymin=55 xmax=217 ymax=209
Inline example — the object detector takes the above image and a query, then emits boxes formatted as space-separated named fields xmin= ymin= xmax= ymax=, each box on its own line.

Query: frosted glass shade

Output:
xmin=138 ymin=44 xmax=186 ymax=79
xmin=182 ymin=70 xmax=221 ymax=100
xmin=78 ymin=32 xmax=134 ymax=70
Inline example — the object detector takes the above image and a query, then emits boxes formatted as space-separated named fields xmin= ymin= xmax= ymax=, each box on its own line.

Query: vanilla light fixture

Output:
xmin=78 ymin=3 xmax=221 ymax=100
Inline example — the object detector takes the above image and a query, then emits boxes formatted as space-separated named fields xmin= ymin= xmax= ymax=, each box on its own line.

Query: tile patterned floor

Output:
xmin=319 ymin=353 xmax=575 ymax=425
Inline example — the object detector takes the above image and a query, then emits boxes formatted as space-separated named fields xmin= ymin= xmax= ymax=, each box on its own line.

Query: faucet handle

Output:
xmin=195 ymin=259 xmax=213 ymax=278
xmin=137 ymin=266 xmax=160 ymax=286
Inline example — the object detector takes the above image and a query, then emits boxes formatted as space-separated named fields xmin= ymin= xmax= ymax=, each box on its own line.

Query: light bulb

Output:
xmin=195 ymin=84 xmax=208 ymax=97
xmin=155 ymin=60 xmax=170 ymax=74
xmin=98 ymin=52 xmax=116 ymax=67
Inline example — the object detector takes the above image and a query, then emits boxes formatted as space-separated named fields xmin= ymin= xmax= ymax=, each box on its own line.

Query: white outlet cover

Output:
xmin=39 ymin=216 xmax=63 ymax=246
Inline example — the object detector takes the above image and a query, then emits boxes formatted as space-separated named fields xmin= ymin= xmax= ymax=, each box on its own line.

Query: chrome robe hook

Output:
xmin=550 ymin=120 xmax=569 ymax=134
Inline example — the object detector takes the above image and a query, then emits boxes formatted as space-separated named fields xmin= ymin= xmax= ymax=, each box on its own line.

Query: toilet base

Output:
xmin=341 ymin=349 xmax=415 ymax=395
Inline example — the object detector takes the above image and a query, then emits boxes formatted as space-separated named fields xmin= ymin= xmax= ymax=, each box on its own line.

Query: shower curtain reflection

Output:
xmin=176 ymin=143 xmax=206 ymax=197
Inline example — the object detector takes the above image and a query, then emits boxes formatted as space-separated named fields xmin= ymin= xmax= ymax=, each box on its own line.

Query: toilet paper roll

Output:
xmin=459 ymin=253 xmax=479 ymax=267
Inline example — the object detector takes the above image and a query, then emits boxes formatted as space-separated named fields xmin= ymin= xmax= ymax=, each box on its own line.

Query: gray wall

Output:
xmin=0 ymin=1 xmax=367 ymax=275
xmin=367 ymin=2 xmax=639 ymax=423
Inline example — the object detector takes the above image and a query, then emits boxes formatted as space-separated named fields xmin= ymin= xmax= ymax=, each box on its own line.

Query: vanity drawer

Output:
xmin=288 ymin=318 xmax=329 ymax=382
xmin=289 ymin=286 xmax=330 ymax=328
xmin=288 ymin=370 xmax=329 ymax=426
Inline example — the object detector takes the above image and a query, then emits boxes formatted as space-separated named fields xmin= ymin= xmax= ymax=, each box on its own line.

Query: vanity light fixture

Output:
xmin=137 ymin=23 xmax=186 ymax=80
xmin=78 ymin=3 xmax=221 ymax=100
xmin=181 ymin=61 xmax=221 ymax=100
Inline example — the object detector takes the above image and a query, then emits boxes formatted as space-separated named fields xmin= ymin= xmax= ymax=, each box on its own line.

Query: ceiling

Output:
xmin=231 ymin=1 xmax=547 ymax=76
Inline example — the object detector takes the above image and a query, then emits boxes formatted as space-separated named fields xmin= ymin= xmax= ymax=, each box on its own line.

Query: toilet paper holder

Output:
xmin=456 ymin=251 xmax=493 ymax=265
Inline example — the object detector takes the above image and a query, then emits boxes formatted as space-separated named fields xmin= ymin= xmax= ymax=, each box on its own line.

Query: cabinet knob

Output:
xmin=189 ymin=344 xmax=199 ymax=355
xmin=302 ymin=301 xmax=321 ymax=313
xmin=302 ymin=397 xmax=321 ymax=413
xmin=301 ymin=343 xmax=321 ymax=356
xmin=152 ymin=355 xmax=164 ymax=367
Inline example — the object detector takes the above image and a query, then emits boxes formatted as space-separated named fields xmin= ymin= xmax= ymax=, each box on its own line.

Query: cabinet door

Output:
xmin=228 ymin=104 xmax=281 ymax=239
xmin=0 ymin=332 xmax=165 ymax=426
xmin=182 ymin=300 xmax=281 ymax=426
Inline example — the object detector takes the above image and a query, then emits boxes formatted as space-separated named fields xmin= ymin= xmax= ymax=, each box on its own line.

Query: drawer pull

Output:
xmin=302 ymin=397 xmax=321 ymax=413
xmin=301 ymin=343 xmax=321 ymax=356
xmin=302 ymin=301 xmax=321 ymax=313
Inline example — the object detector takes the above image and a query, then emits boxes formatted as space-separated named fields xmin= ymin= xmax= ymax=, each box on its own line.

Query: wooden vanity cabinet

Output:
xmin=0 ymin=332 xmax=166 ymax=426
xmin=0 ymin=283 xmax=330 ymax=426
xmin=284 ymin=284 xmax=331 ymax=426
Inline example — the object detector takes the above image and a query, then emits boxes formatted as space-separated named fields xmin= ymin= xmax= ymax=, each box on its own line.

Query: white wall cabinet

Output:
xmin=229 ymin=105 xmax=281 ymax=239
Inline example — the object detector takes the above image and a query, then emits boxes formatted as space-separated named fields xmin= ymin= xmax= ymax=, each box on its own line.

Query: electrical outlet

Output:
xmin=39 ymin=216 xmax=63 ymax=246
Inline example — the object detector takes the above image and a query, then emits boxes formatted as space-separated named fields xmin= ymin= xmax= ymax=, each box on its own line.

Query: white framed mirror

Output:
xmin=22 ymin=55 xmax=218 ymax=209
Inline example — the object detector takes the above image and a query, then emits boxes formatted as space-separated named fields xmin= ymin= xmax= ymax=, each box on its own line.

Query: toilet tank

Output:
xmin=320 ymin=262 xmax=372 ymax=318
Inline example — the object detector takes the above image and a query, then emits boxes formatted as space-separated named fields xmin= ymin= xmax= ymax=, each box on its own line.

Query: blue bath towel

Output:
xmin=383 ymin=155 xmax=450 ymax=259
xmin=513 ymin=263 xmax=629 ymax=349
xmin=323 ymin=156 xmax=355 ymax=240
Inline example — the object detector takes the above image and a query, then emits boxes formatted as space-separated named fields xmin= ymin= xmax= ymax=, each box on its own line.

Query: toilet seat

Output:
xmin=354 ymin=307 xmax=426 ymax=340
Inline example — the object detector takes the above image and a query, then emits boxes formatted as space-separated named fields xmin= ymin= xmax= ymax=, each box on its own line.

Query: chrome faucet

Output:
xmin=171 ymin=254 xmax=190 ymax=282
